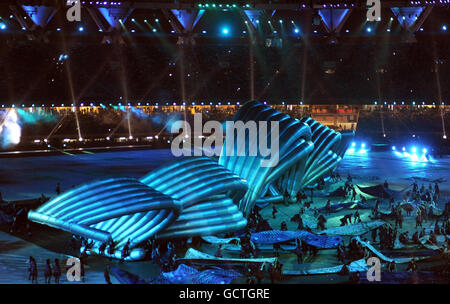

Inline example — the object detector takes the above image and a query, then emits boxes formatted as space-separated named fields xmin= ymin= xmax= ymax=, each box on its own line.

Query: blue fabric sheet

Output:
xmin=250 ymin=230 xmax=342 ymax=248
xmin=359 ymin=271 xmax=449 ymax=284
xmin=149 ymin=264 xmax=242 ymax=284
xmin=317 ymin=202 xmax=371 ymax=213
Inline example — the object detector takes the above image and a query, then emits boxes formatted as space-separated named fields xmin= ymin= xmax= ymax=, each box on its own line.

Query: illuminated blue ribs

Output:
xmin=28 ymin=178 xmax=181 ymax=247
xmin=219 ymin=101 xmax=314 ymax=216
xmin=140 ymin=157 xmax=248 ymax=238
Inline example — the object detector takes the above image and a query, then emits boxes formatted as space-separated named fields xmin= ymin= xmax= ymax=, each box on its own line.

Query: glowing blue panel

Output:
xmin=318 ymin=9 xmax=350 ymax=32
xmin=391 ymin=7 xmax=424 ymax=29
xmin=170 ymin=9 xmax=205 ymax=30
xmin=243 ymin=10 xmax=263 ymax=28
xmin=22 ymin=5 xmax=56 ymax=27
xmin=98 ymin=7 xmax=134 ymax=28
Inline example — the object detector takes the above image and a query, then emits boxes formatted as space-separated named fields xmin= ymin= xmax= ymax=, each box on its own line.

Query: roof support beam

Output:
xmin=162 ymin=9 xmax=204 ymax=45
xmin=318 ymin=8 xmax=352 ymax=34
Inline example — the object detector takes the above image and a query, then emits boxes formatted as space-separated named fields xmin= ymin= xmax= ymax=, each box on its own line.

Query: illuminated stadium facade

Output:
xmin=1 ymin=0 xmax=449 ymax=150
xmin=28 ymin=101 xmax=354 ymax=260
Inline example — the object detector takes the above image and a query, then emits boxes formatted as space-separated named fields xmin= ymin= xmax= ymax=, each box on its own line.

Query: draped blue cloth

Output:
xmin=251 ymin=230 xmax=342 ymax=248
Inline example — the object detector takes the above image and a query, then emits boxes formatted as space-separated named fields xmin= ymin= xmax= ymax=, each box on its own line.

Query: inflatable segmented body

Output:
xmin=28 ymin=101 xmax=353 ymax=260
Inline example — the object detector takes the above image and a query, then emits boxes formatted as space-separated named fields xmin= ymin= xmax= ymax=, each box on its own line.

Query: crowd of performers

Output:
xmin=234 ymin=174 xmax=450 ymax=283
xmin=0 ymin=193 xmax=49 ymax=236
xmin=3 ymin=173 xmax=450 ymax=284
xmin=27 ymin=257 xmax=62 ymax=284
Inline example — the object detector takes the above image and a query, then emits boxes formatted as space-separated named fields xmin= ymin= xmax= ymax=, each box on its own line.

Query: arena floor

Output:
xmin=0 ymin=149 xmax=448 ymax=284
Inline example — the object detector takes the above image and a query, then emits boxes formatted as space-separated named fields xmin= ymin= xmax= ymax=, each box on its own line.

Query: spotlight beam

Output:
xmin=45 ymin=113 xmax=68 ymax=141
xmin=54 ymin=12 xmax=82 ymax=141
xmin=127 ymin=107 xmax=132 ymax=140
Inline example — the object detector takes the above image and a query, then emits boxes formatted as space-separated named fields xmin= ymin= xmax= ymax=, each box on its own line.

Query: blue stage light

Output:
xmin=402 ymin=147 xmax=406 ymax=151
xmin=351 ymin=142 xmax=356 ymax=147
xmin=366 ymin=27 xmax=372 ymax=33
xmin=0 ymin=23 xmax=6 ymax=30
xmin=394 ymin=145 xmax=432 ymax=164
xmin=443 ymin=25 xmax=447 ymax=31
xmin=221 ymin=27 xmax=229 ymax=35
xmin=78 ymin=26 xmax=84 ymax=32
xmin=392 ymin=146 xmax=396 ymax=151
xmin=294 ymin=28 xmax=300 ymax=34
xmin=361 ymin=143 xmax=366 ymax=148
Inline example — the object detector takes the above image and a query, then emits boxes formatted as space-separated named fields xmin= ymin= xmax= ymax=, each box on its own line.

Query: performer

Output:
xmin=406 ymin=258 xmax=417 ymax=272
xmin=353 ymin=211 xmax=361 ymax=223
xmin=53 ymin=259 xmax=61 ymax=284
xmin=98 ymin=242 xmax=107 ymax=256
xmin=317 ymin=214 xmax=326 ymax=231
xmin=351 ymin=187 xmax=357 ymax=201
xmin=297 ymin=216 xmax=304 ymax=230
xmin=325 ymin=200 xmax=331 ymax=214
xmin=44 ymin=259 xmax=52 ymax=284
xmin=294 ymin=239 xmax=303 ymax=263
xmin=104 ymin=266 xmax=112 ymax=284
xmin=214 ymin=244 xmax=223 ymax=258
xmin=283 ymin=190 xmax=290 ymax=205
xmin=120 ymin=239 xmax=131 ymax=262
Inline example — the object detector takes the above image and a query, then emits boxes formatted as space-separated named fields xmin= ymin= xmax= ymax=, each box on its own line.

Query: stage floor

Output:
xmin=1 ymin=149 xmax=449 ymax=202
xmin=0 ymin=149 xmax=448 ymax=284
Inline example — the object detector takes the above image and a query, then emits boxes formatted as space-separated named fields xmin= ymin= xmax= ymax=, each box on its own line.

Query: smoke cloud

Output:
xmin=0 ymin=110 xmax=22 ymax=148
